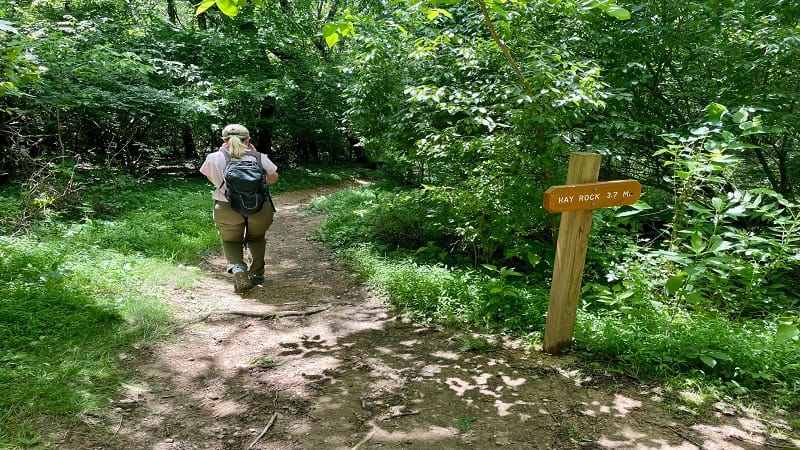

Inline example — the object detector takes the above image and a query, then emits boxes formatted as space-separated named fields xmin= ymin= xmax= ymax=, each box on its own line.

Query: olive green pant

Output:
xmin=213 ymin=200 xmax=274 ymax=276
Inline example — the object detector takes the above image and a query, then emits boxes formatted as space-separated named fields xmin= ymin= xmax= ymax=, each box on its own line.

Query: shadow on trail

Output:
xmin=236 ymin=300 xmax=770 ymax=450
xmin=59 ymin=186 xmax=780 ymax=450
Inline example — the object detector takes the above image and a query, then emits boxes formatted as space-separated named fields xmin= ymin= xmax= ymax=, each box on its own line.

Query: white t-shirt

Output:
xmin=200 ymin=147 xmax=278 ymax=202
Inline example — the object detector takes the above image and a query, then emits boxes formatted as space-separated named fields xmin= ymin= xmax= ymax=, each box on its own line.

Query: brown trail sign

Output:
xmin=543 ymin=179 xmax=642 ymax=213
xmin=542 ymin=153 xmax=642 ymax=355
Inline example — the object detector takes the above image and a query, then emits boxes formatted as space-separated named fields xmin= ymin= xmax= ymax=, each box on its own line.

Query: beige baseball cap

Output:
xmin=222 ymin=124 xmax=250 ymax=138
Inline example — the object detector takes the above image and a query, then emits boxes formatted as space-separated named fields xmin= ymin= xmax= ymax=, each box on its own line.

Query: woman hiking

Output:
xmin=200 ymin=124 xmax=279 ymax=293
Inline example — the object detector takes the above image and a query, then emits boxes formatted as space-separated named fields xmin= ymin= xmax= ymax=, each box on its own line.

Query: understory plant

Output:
xmin=577 ymin=105 xmax=800 ymax=402
xmin=653 ymin=104 xmax=800 ymax=319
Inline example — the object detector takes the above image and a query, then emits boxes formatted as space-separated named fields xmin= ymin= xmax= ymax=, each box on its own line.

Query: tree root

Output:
xmin=248 ymin=412 xmax=278 ymax=449
xmin=227 ymin=304 xmax=332 ymax=319
xmin=177 ymin=304 xmax=332 ymax=329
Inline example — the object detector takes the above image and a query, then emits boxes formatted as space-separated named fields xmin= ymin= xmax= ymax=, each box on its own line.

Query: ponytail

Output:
xmin=227 ymin=135 xmax=248 ymax=158
xmin=221 ymin=124 xmax=250 ymax=159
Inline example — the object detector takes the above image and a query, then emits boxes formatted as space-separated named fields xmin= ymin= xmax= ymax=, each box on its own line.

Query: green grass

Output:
xmin=0 ymin=163 xmax=364 ymax=449
xmin=574 ymin=308 xmax=800 ymax=403
xmin=0 ymin=235 xmax=187 ymax=448
xmin=310 ymin=180 xmax=800 ymax=417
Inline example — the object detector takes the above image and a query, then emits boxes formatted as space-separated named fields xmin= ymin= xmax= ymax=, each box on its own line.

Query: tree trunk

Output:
xmin=256 ymin=96 xmax=275 ymax=154
xmin=182 ymin=127 xmax=197 ymax=159
xmin=167 ymin=0 xmax=178 ymax=24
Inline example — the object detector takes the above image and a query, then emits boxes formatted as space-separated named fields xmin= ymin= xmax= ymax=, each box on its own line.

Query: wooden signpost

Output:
xmin=542 ymin=153 xmax=641 ymax=355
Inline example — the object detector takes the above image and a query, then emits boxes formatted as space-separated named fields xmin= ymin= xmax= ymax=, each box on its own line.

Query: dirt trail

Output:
xmin=58 ymin=185 xmax=795 ymax=450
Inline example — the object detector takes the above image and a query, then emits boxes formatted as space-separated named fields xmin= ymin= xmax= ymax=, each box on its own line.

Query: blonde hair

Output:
xmin=222 ymin=124 xmax=250 ymax=158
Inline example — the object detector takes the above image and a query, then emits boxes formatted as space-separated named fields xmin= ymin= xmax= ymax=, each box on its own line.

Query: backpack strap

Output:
xmin=245 ymin=150 xmax=264 ymax=172
xmin=217 ymin=149 xmax=232 ymax=189
xmin=246 ymin=150 xmax=276 ymax=212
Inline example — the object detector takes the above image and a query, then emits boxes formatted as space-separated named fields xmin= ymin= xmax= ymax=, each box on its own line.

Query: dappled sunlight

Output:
xmin=691 ymin=422 xmax=766 ymax=449
xmin=500 ymin=374 xmax=527 ymax=387
xmin=595 ymin=426 xmax=698 ymax=449
xmin=209 ymin=399 xmax=247 ymax=417
xmin=431 ymin=350 xmax=460 ymax=360
xmin=493 ymin=399 xmax=537 ymax=417
xmin=91 ymin=190 xmax=796 ymax=450
xmin=364 ymin=424 xmax=459 ymax=446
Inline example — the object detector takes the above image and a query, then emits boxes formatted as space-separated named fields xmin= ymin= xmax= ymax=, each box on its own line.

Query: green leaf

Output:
xmin=700 ymin=354 xmax=717 ymax=368
xmin=195 ymin=0 xmax=217 ymax=15
xmin=427 ymin=8 xmax=453 ymax=20
xmin=583 ymin=0 xmax=630 ymax=20
xmin=706 ymin=103 xmax=728 ymax=122
xmin=707 ymin=237 xmax=733 ymax=253
xmin=690 ymin=232 xmax=705 ymax=253
xmin=665 ymin=274 xmax=685 ymax=296
xmin=605 ymin=6 xmax=631 ymax=20
xmin=707 ymin=350 xmax=732 ymax=361
xmin=324 ymin=32 xmax=340 ymax=47
xmin=0 ymin=20 xmax=18 ymax=34
xmin=216 ymin=0 xmax=239 ymax=17
xmin=527 ymin=253 xmax=541 ymax=267
xmin=723 ymin=204 xmax=746 ymax=217
xmin=731 ymin=108 xmax=748 ymax=124
xmin=322 ymin=23 xmax=340 ymax=47
xmin=776 ymin=324 xmax=799 ymax=343
xmin=686 ymin=202 xmax=712 ymax=215
xmin=614 ymin=208 xmax=641 ymax=218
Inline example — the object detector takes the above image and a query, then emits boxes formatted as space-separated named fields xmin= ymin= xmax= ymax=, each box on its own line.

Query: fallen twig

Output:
xmin=665 ymin=425 xmax=703 ymax=448
xmin=225 ymin=304 xmax=332 ymax=319
xmin=382 ymin=410 xmax=421 ymax=420
xmin=181 ymin=305 xmax=332 ymax=327
xmin=248 ymin=412 xmax=278 ymax=450
xmin=267 ymin=304 xmax=332 ymax=318
xmin=113 ymin=417 xmax=123 ymax=437
xmin=351 ymin=430 xmax=375 ymax=450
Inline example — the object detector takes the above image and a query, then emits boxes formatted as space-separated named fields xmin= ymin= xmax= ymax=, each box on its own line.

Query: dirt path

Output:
xmin=59 ymin=186 xmax=795 ymax=450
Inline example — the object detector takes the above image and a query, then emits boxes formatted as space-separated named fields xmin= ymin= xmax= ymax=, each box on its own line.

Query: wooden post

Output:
xmin=543 ymin=153 xmax=602 ymax=354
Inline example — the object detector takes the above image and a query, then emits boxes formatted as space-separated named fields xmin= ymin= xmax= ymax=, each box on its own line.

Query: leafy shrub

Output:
xmin=653 ymin=106 xmax=800 ymax=318
xmin=310 ymin=187 xmax=378 ymax=248
xmin=575 ymin=308 xmax=800 ymax=401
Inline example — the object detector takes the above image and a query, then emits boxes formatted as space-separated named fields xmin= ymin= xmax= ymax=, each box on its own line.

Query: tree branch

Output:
xmin=474 ymin=0 xmax=533 ymax=97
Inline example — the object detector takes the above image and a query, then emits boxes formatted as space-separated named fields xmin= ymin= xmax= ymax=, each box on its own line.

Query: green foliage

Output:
xmin=575 ymin=308 xmax=800 ymax=402
xmin=454 ymin=416 xmax=477 ymax=433
xmin=0 ymin=234 xmax=180 ymax=447
xmin=0 ymin=10 xmax=41 ymax=98
xmin=316 ymin=157 xmax=799 ymax=405
xmin=1 ymin=0 xmax=354 ymax=183
xmin=0 ymin=172 xmax=257 ymax=447
xmin=580 ymin=0 xmax=800 ymax=198
xmin=652 ymin=106 xmax=800 ymax=318
xmin=457 ymin=334 xmax=492 ymax=352
xmin=251 ymin=355 xmax=285 ymax=369
xmin=312 ymin=187 xmax=551 ymax=333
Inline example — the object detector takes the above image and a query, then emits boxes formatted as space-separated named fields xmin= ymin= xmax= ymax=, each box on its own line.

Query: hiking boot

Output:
xmin=250 ymin=274 xmax=265 ymax=285
xmin=232 ymin=265 xmax=253 ymax=293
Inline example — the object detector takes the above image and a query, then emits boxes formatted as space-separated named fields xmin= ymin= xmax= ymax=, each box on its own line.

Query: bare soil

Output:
xmin=55 ymin=185 xmax=798 ymax=450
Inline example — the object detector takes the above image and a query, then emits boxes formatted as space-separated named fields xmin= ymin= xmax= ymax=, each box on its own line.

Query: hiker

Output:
xmin=200 ymin=124 xmax=279 ymax=293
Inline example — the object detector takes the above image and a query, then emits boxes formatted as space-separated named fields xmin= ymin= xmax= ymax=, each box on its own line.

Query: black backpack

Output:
xmin=221 ymin=149 xmax=274 ymax=216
